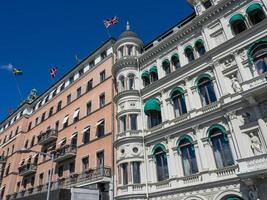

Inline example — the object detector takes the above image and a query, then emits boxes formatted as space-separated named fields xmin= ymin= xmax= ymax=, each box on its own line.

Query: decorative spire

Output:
xmin=126 ymin=21 xmax=130 ymax=31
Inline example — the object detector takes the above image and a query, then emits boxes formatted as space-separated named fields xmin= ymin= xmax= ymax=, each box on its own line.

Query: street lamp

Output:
xmin=18 ymin=148 xmax=54 ymax=200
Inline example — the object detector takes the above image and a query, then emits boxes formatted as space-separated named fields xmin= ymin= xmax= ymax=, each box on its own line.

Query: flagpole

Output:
xmin=104 ymin=27 xmax=112 ymax=39
xmin=12 ymin=73 xmax=23 ymax=102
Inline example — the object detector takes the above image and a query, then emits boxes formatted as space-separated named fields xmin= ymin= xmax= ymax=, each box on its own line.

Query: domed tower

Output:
xmin=112 ymin=22 xmax=146 ymax=197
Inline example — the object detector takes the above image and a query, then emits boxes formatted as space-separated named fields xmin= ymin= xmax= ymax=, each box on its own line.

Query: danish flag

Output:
xmin=50 ymin=66 xmax=58 ymax=78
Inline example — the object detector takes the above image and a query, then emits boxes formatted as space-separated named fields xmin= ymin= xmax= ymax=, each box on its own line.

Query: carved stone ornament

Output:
xmin=231 ymin=75 xmax=242 ymax=93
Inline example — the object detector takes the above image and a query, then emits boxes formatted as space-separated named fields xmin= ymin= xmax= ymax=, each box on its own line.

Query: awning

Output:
xmin=195 ymin=38 xmax=204 ymax=45
xmin=229 ymin=14 xmax=245 ymax=24
xmin=141 ymin=71 xmax=149 ymax=79
xmin=144 ymin=98 xmax=161 ymax=115
xmin=184 ymin=45 xmax=193 ymax=52
xmin=62 ymin=115 xmax=69 ymax=124
xmin=69 ymin=132 xmax=78 ymax=140
xmin=170 ymin=87 xmax=184 ymax=98
xmin=149 ymin=66 xmax=158 ymax=74
xmin=0 ymin=185 xmax=5 ymax=191
xmin=57 ymin=138 xmax=66 ymax=145
xmin=32 ymin=153 xmax=38 ymax=158
xmin=95 ymin=119 xmax=104 ymax=127
xmin=171 ymin=53 xmax=179 ymax=60
xmin=162 ymin=59 xmax=170 ymax=66
xmin=83 ymin=126 xmax=90 ymax=133
xmin=73 ymin=109 xmax=80 ymax=119
xmin=246 ymin=3 xmax=262 ymax=14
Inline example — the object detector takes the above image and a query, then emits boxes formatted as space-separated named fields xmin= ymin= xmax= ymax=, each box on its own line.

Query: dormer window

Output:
xmin=202 ymin=0 xmax=212 ymax=9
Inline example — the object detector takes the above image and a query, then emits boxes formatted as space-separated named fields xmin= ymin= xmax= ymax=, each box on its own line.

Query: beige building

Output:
xmin=0 ymin=39 xmax=115 ymax=200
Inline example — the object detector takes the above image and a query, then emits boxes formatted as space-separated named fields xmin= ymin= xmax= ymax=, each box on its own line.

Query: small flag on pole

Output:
xmin=104 ymin=16 xmax=119 ymax=28
xmin=12 ymin=68 xmax=23 ymax=76
xmin=50 ymin=66 xmax=58 ymax=78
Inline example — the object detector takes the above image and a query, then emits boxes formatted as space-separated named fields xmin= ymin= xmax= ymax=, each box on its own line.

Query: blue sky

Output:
xmin=0 ymin=0 xmax=193 ymax=121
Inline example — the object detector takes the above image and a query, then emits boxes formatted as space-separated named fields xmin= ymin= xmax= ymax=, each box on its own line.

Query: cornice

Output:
xmin=112 ymin=56 xmax=138 ymax=77
xmin=114 ymin=90 xmax=140 ymax=103
xmin=138 ymin=0 xmax=245 ymax=66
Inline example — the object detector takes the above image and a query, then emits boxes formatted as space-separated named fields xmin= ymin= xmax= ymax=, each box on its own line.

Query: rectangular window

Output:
xmin=60 ymin=83 xmax=65 ymax=92
xmin=86 ymin=101 xmax=92 ymax=115
xmin=101 ymin=50 xmax=107 ymax=59
xmin=16 ymin=182 xmax=20 ymax=192
xmin=130 ymin=114 xmax=138 ymax=130
xmin=52 ymin=90 xmax=57 ymax=97
xmin=58 ymin=165 xmax=64 ymax=177
xmin=28 ymin=122 xmax=32 ymax=131
xmin=73 ymin=109 xmax=80 ymax=123
xmin=67 ymin=94 xmax=71 ymax=105
xmin=69 ymin=76 xmax=74 ymax=84
xmin=57 ymin=101 xmax=62 ymax=112
xmin=71 ymin=134 xmax=78 ymax=148
xmin=49 ymin=107 xmax=54 ymax=117
xmin=132 ymin=162 xmax=141 ymax=184
xmin=41 ymin=112 xmax=46 ymax=122
xmin=79 ymin=68 xmax=84 ymax=76
xmin=87 ymin=79 xmax=93 ymax=92
xmin=35 ymin=117 xmax=39 ymax=126
xmin=89 ymin=60 xmax=95 ymax=68
xmin=69 ymin=162 xmax=75 ymax=174
xmin=96 ymin=151 xmax=104 ymax=169
xmin=82 ymin=157 xmax=89 ymax=171
xmin=96 ymin=119 xmax=105 ymax=138
xmin=39 ymin=173 xmax=44 ymax=185
xmin=83 ymin=127 xmax=90 ymax=144
xmin=63 ymin=115 xmax=69 ymax=129
xmin=122 ymin=163 xmax=128 ymax=185
xmin=99 ymin=93 xmax=105 ymax=108
xmin=120 ymin=116 xmax=127 ymax=133
xmin=55 ymin=120 xmax=59 ymax=131
xmin=77 ymin=87 xmax=82 ymax=98
xmin=100 ymin=70 xmax=106 ymax=82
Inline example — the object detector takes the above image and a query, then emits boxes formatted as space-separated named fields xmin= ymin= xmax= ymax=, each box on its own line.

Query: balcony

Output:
xmin=237 ymin=153 xmax=267 ymax=178
xmin=18 ymin=163 xmax=37 ymax=176
xmin=57 ymin=166 xmax=112 ymax=188
xmin=53 ymin=145 xmax=77 ymax=163
xmin=37 ymin=129 xmax=58 ymax=145
xmin=242 ymin=72 xmax=267 ymax=93
xmin=0 ymin=156 xmax=7 ymax=164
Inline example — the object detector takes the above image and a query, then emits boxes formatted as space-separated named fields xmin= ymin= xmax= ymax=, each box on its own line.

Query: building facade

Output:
xmin=113 ymin=0 xmax=267 ymax=200
xmin=0 ymin=39 xmax=115 ymax=200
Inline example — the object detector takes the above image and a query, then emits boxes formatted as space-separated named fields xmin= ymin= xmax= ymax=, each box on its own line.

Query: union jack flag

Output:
xmin=50 ymin=66 xmax=58 ymax=78
xmin=104 ymin=16 xmax=119 ymax=28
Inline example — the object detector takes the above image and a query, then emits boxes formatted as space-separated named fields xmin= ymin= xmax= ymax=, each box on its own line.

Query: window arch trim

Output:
xmin=229 ymin=14 xmax=245 ymax=24
xmin=152 ymin=143 xmax=167 ymax=155
xmin=144 ymin=98 xmax=161 ymax=115
xmin=170 ymin=87 xmax=185 ymax=99
xmin=247 ymin=38 xmax=267 ymax=63
xmin=246 ymin=3 xmax=263 ymax=15
xmin=207 ymin=124 xmax=228 ymax=142
xmin=195 ymin=73 xmax=212 ymax=86
xmin=176 ymin=135 xmax=194 ymax=154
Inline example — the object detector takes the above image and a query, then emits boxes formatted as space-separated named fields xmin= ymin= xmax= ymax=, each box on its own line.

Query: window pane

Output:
xmin=132 ymin=162 xmax=141 ymax=184
xmin=130 ymin=114 xmax=137 ymax=130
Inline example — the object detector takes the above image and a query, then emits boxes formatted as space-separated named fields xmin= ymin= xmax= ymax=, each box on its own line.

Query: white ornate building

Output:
xmin=112 ymin=0 xmax=267 ymax=199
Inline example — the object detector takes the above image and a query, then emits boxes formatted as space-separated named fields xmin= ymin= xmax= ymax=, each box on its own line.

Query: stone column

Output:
xmin=184 ymin=78 xmax=193 ymax=111
xmin=166 ymin=137 xmax=176 ymax=178
xmin=219 ymin=17 xmax=232 ymax=40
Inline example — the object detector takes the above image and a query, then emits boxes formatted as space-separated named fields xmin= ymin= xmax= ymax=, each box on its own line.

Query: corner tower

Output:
xmin=112 ymin=23 xmax=146 ymax=197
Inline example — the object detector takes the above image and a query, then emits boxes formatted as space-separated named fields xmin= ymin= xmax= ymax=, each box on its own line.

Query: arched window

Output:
xmin=208 ymin=125 xmax=234 ymax=169
xmin=119 ymin=76 xmax=125 ymax=92
xmin=178 ymin=136 xmax=198 ymax=176
xmin=128 ymin=74 xmax=135 ymax=90
xmin=170 ymin=87 xmax=187 ymax=117
xmin=149 ymin=66 xmax=158 ymax=82
xmin=171 ymin=54 xmax=180 ymax=69
xmin=153 ymin=145 xmax=169 ymax=181
xmin=229 ymin=14 xmax=247 ymax=35
xmin=162 ymin=59 xmax=171 ymax=75
xmin=223 ymin=196 xmax=243 ymax=200
xmin=185 ymin=46 xmax=195 ymax=62
xmin=197 ymin=75 xmax=217 ymax=106
xmin=248 ymin=39 xmax=267 ymax=75
xmin=144 ymin=98 xmax=162 ymax=128
xmin=246 ymin=3 xmax=266 ymax=25
xmin=195 ymin=39 xmax=206 ymax=56
xmin=142 ymin=71 xmax=150 ymax=87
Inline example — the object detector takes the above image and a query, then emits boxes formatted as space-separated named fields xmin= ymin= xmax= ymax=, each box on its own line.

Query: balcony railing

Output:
xmin=237 ymin=153 xmax=267 ymax=177
xmin=37 ymin=129 xmax=58 ymax=145
xmin=53 ymin=145 xmax=77 ymax=163
xmin=18 ymin=163 xmax=37 ymax=176
xmin=57 ymin=166 xmax=112 ymax=188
